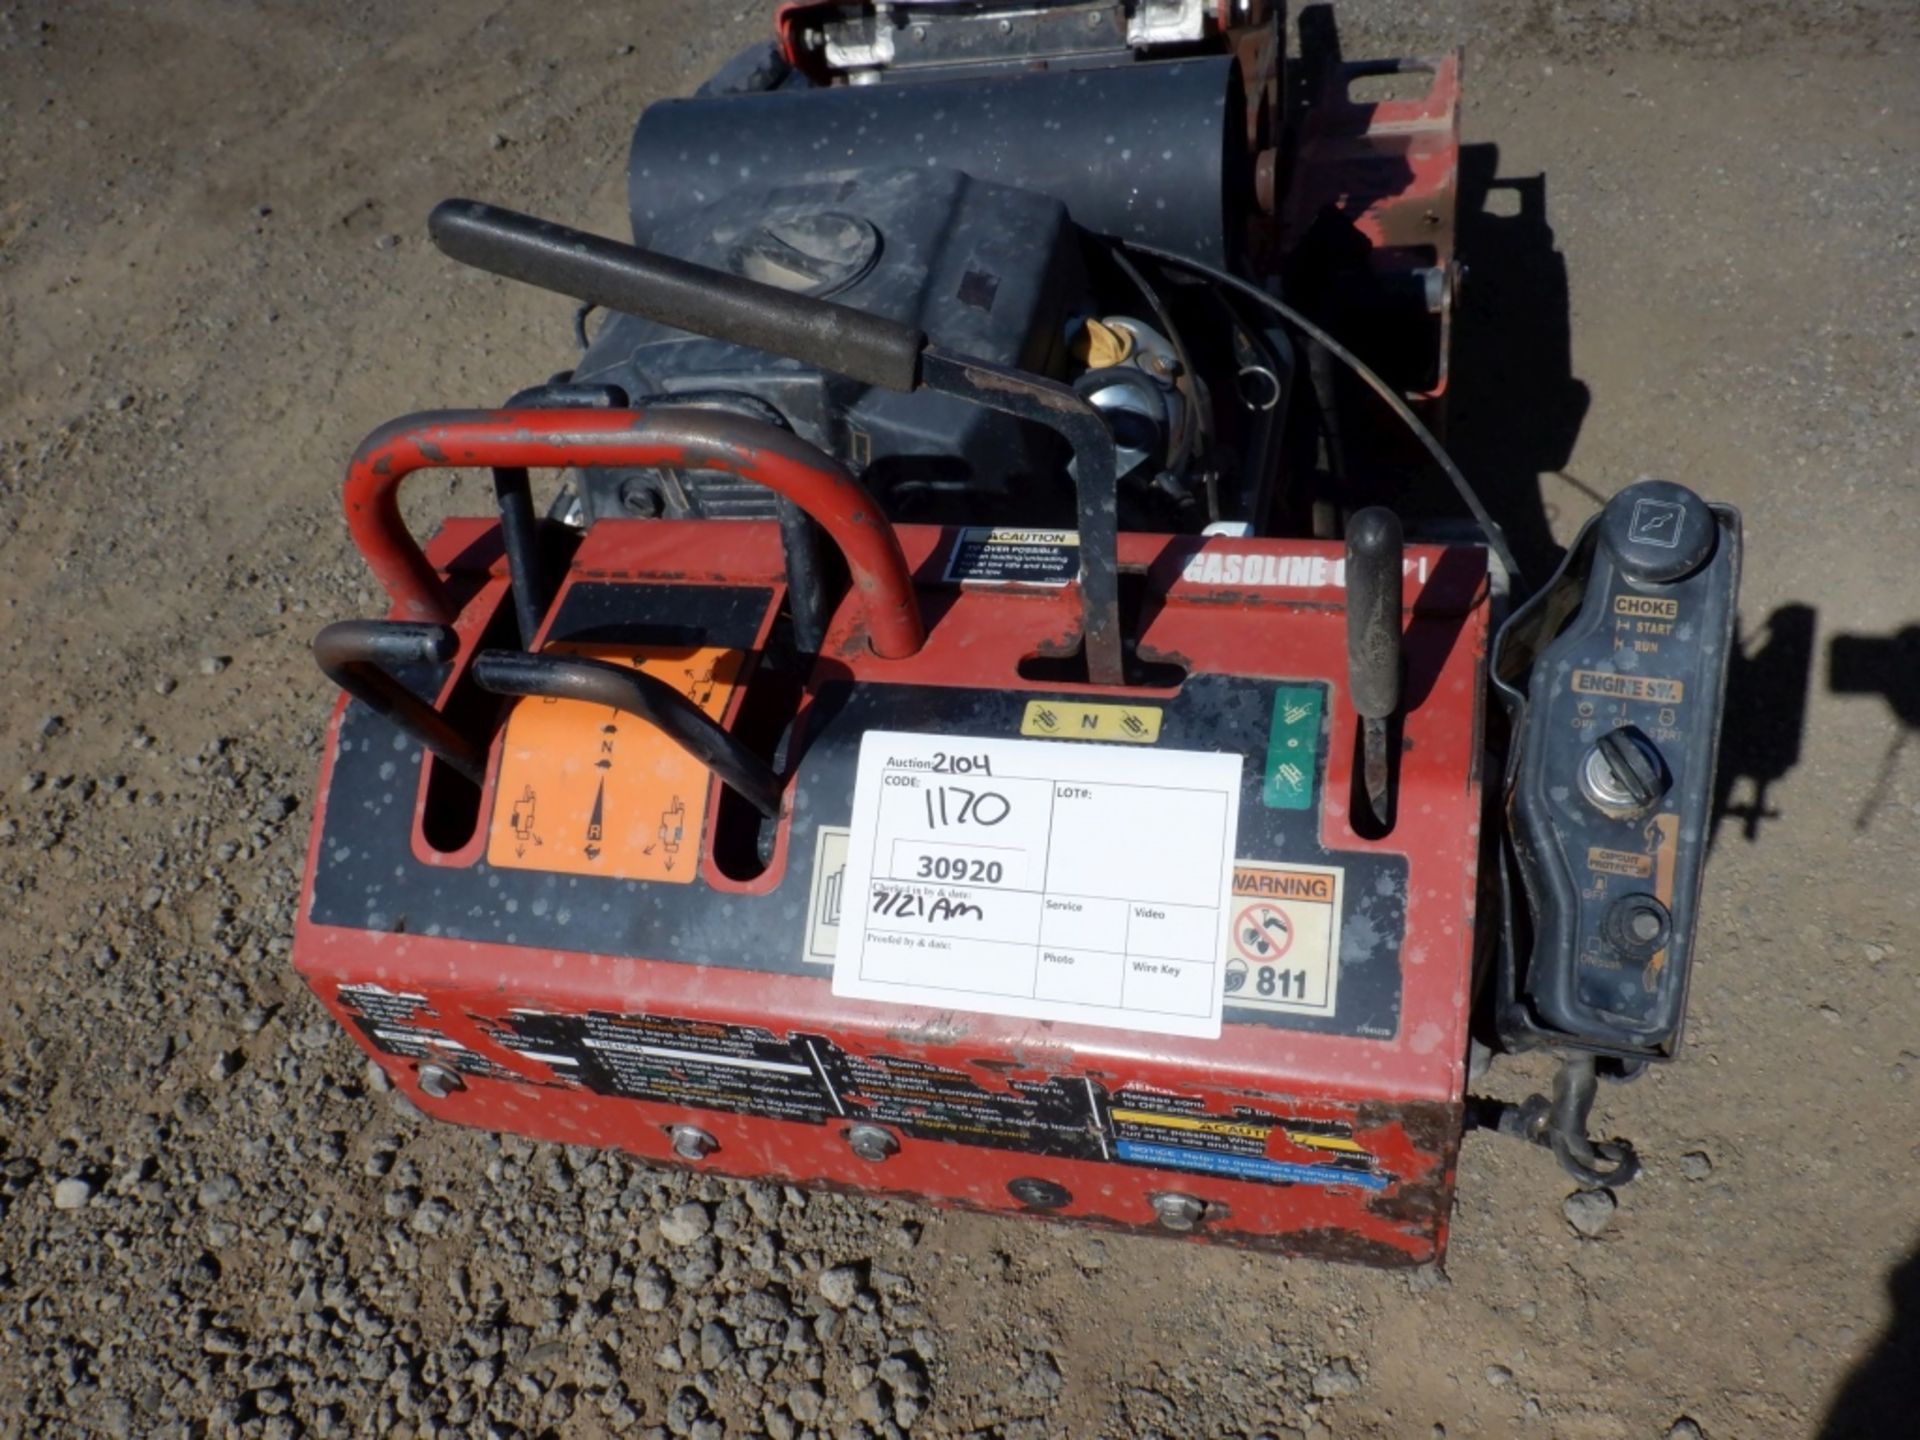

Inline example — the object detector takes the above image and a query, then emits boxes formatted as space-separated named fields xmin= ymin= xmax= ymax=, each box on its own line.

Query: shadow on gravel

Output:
xmin=1448 ymin=144 xmax=1592 ymax=587
xmin=1710 ymin=602 xmax=1816 ymax=847
xmin=1819 ymin=1241 xmax=1920 ymax=1440
xmin=1827 ymin=622 xmax=1920 ymax=832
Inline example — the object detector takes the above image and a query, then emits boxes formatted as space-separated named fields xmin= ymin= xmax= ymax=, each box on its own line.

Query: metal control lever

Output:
xmin=470 ymin=651 xmax=784 ymax=818
xmin=313 ymin=621 xmax=486 ymax=783
xmin=1344 ymin=508 xmax=1404 ymax=828
xmin=427 ymin=199 xmax=1123 ymax=685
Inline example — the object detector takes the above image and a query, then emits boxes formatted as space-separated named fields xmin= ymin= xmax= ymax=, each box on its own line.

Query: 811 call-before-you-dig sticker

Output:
xmin=1222 ymin=861 xmax=1344 ymax=1015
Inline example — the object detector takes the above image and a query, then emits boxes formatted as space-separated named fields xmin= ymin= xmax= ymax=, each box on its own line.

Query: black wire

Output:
xmin=572 ymin=302 xmax=598 ymax=352
xmin=1105 ymin=242 xmax=1209 ymax=478
xmin=1120 ymin=240 xmax=1527 ymax=593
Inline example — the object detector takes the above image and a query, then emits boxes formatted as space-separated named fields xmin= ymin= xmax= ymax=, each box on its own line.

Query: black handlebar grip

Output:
xmin=429 ymin=199 xmax=926 ymax=393
xmin=1344 ymin=507 xmax=1405 ymax=721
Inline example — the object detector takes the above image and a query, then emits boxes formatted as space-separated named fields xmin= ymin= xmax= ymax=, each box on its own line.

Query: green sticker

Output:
xmin=1263 ymin=685 xmax=1324 ymax=810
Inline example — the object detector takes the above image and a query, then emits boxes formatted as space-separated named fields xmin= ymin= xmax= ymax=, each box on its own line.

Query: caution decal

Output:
xmin=487 ymin=643 xmax=745 ymax=883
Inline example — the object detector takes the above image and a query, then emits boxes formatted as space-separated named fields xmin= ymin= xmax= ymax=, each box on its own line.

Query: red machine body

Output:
xmin=295 ymin=413 xmax=1491 ymax=1266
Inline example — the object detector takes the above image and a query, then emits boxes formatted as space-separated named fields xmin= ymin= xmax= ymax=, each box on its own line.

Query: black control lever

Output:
xmin=313 ymin=621 xmax=486 ymax=783
xmin=427 ymin=199 xmax=1123 ymax=686
xmin=493 ymin=381 xmax=625 ymax=649
xmin=470 ymin=651 xmax=783 ymax=818
xmin=1344 ymin=508 xmax=1403 ymax=829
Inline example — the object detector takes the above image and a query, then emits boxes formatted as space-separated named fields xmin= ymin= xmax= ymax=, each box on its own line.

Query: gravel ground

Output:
xmin=2 ymin=2 xmax=1918 ymax=1438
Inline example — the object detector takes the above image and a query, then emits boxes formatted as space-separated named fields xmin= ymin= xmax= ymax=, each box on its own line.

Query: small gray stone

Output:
xmin=199 ymin=655 xmax=230 ymax=675
xmin=817 ymin=1265 xmax=862 ymax=1308
xmin=1563 ymin=1187 xmax=1617 ymax=1237
xmin=660 ymin=1201 xmax=712 ymax=1246
xmin=1667 ymin=1421 xmax=1705 ymax=1440
xmin=636 ymin=1264 xmax=673 ymax=1312
xmin=153 ymin=675 xmax=178 ymax=696
xmin=52 ymin=1177 xmax=94 ymax=1210
xmin=853 ymin=1383 xmax=889 ymax=1425
xmin=786 ymin=1382 xmax=825 ymax=1424
xmin=1311 ymin=1357 xmax=1361 ymax=1398
xmin=198 ymin=1173 xmax=241 ymax=1207
xmin=1486 ymin=1364 xmax=1514 ymax=1387
xmin=1017 ymin=1350 xmax=1063 ymax=1400
xmin=1681 ymin=1150 xmax=1713 ymax=1180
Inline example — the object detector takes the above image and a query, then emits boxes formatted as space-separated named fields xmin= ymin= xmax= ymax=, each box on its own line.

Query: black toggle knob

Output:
xmin=1580 ymin=725 xmax=1669 ymax=817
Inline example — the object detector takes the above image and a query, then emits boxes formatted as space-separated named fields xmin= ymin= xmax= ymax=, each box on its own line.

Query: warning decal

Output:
xmin=943 ymin=528 xmax=1079 ymax=586
xmin=423 ymin=1001 xmax=1394 ymax=1192
xmin=1108 ymin=1087 xmax=1386 ymax=1191
xmin=487 ymin=643 xmax=745 ymax=883
xmin=1223 ymin=862 xmax=1343 ymax=1016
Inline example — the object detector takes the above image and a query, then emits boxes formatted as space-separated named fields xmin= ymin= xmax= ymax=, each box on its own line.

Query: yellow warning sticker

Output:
xmin=487 ymin=643 xmax=745 ymax=883
xmin=1108 ymin=1109 xmax=1271 ymax=1141
xmin=1224 ymin=861 xmax=1343 ymax=1015
xmin=1019 ymin=699 xmax=1162 ymax=743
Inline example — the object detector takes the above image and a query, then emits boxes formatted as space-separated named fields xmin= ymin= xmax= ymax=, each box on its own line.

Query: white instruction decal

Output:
xmin=831 ymin=732 xmax=1242 ymax=1038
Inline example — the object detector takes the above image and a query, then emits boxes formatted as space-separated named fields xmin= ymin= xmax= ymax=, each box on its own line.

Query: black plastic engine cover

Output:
xmin=571 ymin=166 xmax=1087 ymax=523
xmin=1493 ymin=480 xmax=1742 ymax=1059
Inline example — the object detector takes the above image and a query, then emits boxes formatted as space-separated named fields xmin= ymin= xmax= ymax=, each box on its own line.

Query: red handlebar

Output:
xmin=342 ymin=408 xmax=924 ymax=658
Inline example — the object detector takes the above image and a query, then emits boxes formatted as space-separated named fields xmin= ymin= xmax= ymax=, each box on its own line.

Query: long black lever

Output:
xmin=428 ymin=199 xmax=1123 ymax=686
xmin=1345 ymin=508 xmax=1403 ymax=829
xmin=470 ymin=651 xmax=783 ymax=818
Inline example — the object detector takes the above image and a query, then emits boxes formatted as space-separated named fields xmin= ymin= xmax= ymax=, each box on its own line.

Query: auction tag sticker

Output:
xmin=831 ymin=732 xmax=1242 ymax=1039
xmin=1221 ymin=862 xmax=1343 ymax=1016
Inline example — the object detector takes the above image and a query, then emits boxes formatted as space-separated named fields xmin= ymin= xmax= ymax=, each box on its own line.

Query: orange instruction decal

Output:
xmin=487 ymin=644 xmax=745 ymax=883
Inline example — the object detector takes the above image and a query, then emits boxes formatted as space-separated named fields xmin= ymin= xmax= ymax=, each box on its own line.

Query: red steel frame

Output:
xmin=296 ymin=416 xmax=1492 ymax=1265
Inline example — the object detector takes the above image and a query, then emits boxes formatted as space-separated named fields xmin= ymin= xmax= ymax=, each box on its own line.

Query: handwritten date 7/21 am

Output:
xmin=870 ymin=887 xmax=985 ymax=923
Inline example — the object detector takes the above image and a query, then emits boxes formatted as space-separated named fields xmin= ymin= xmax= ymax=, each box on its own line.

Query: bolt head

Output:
xmin=669 ymin=1125 xmax=717 ymax=1161
xmin=846 ymin=1124 xmax=899 ymax=1163
xmin=1151 ymin=1192 xmax=1206 ymax=1231
xmin=416 ymin=1063 xmax=463 ymax=1100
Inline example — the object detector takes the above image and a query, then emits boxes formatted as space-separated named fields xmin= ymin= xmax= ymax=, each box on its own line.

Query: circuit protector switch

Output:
xmin=1494 ymin=480 xmax=1742 ymax=1058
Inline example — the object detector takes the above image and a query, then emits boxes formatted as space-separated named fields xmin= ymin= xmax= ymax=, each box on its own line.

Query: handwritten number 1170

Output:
xmin=924 ymin=786 xmax=1011 ymax=829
